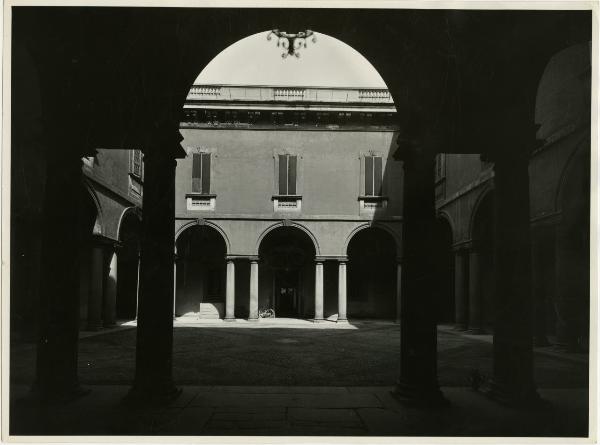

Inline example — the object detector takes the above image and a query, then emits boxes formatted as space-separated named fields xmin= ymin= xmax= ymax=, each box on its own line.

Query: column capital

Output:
xmin=248 ymin=256 xmax=259 ymax=264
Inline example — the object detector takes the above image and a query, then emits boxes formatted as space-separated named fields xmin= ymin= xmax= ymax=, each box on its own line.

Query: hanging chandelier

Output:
xmin=267 ymin=29 xmax=317 ymax=58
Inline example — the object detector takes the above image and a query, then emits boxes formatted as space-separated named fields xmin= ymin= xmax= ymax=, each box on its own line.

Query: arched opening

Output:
xmin=258 ymin=226 xmax=316 ymax=318
xmin=471 ymin=191 xmax=495 ymax=331
xmin=175 ymin=225 xmax=227 ymax=318
xmin=434 ymin=216 xmax=454 ymax=324
xmin=116 ymin=210 xmax=141 ymax=320
xmin=347 ymin=227 xmax=397 ymax=319
xmin=554 ymin=144 xmax=590 ymax=351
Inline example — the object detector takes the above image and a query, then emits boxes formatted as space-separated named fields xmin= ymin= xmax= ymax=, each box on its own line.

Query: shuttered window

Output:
xmin=192 ymin=152 xmax=211 ymax=194
xmin=130 ymin=149 xmax=142 ymax=177
xmin=365 ymin=155 xmax=383 ymax=196
xmin=278 ymin=154 xmax=297 ymax=195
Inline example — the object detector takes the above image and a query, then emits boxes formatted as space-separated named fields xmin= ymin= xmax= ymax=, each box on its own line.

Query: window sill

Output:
xmin=273 ymin=196 xmax=302 ymax=212
xmin=271 ymin=195 xmax=302 ymax=201
xmin=186 ymin=193 xmax=217 ymax=198
xmin=359 ymin=196 xmax=388 ymax=212
xmin=129 ymin=172 xmax=143 ymax=183
xmin=186 ymin=194 xmax=216 ymax=211
xmin=358 ymin=195 xmax=388 ymax=201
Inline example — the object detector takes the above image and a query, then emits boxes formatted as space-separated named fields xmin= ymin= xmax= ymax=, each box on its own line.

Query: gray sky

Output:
xmin=194 ymin=31 xmax=388 ymax=88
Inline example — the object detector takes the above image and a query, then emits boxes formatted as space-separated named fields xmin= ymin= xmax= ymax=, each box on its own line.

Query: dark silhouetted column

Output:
xmin=34 ymin=153 xmax=87 ymax=400
xmin=467 ymin=244 xmax=484 ymax=334
xmin=488 ymin=152 xmax=539 ymax=405
xmin=393 ymin=143 xmax=446 ymax=407
xmin=128 ymin=141 xmax=181 ymax=403
xmin=453 ymin=248 xmax=469 ymax=330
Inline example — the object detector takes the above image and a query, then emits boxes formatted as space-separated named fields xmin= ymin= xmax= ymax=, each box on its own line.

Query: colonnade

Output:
xmin=33 ymin=128 xmax=541 ymax=408
xmin=177 ymin=255 xmax=401 ymax=322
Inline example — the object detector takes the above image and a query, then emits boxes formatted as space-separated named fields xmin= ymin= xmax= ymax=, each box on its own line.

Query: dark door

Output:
xmin=275 ymin=269 xmax=299 ymax=317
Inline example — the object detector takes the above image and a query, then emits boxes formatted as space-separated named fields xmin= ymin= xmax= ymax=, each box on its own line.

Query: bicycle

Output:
xmin=258 ymin=307 xmax=276 ymax=318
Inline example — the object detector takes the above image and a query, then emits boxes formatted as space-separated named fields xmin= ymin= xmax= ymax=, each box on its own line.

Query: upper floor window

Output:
xmin=434 ymin=153 xmax=446 ymax=183
xmin=192 ymin=152 xmax=211 ymax=194
xmin=130 ymin=149 xmax=143 ymax=178
xmin=278 ymin=154 xmax=297 ymax=196
xmin=364 ymin=155 xmax=383 ymax=197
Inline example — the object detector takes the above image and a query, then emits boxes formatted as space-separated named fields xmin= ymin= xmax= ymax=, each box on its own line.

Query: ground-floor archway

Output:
xmin=175 ymin=225 xmax=227 ymax=318
xmin=258 ymin=226 xmax=316 ymax=318
xmin=347 ymin=227 xmax=397 ymax=319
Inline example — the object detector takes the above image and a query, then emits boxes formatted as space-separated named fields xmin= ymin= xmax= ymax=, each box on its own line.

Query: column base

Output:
xmin=85 ymin=322 xmax=103 ymax=332
xmin=483 ymin=380 xmax=545 ymax=409
xmin=453 ymin=323 xmax=468 ymax=331
xmin=336 ymin=318 xmax=348 ymax=324
xmin=392 ymin=380 xmax=449 ymax=409
xmin=312 ymin=318 xmax=325 ymax=323
xmin=224 ymin=317 xmax=237 ymax=322
xmin=124 ymin=382 xmax=182 ymax=406
xmin=247 ymin=318 xmax=259 ymax=322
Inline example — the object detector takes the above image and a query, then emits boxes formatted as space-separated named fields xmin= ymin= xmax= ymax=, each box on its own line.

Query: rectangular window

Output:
xmin=278 ymin=154 xmax=297 ymax=195
xmin=364 ymin=155 xmax=383 ymax=196
xmin=192 ymin=152 xmax=211 ymax=194
xmin=130 ymin=149 xmax=142 ymax=177
xmin=434 ymin=153 xmax=446 ymax=183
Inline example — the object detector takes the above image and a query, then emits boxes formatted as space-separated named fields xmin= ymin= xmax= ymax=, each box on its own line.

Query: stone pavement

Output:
xmin=8 ymin=320 xmax=590 ymax=438
xmin=8 ymin=384 xmax=589 ymax=437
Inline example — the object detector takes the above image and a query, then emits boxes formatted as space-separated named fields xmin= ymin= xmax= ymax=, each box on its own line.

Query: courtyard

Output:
xmin=9 ymin=320 xmax=589 ymax=436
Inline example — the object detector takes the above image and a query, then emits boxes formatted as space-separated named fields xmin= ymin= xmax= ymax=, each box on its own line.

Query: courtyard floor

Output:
xmin=8 ymin=320 xmax=590 ymax=437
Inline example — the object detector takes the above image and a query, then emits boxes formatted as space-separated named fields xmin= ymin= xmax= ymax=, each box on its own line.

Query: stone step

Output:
xmin=199 ymin=302 xmax=224 ymax=319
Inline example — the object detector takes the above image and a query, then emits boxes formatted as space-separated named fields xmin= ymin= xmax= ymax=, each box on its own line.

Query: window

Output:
xmin=130 ymin=149 xmax=142 ymax=178
xmin=364 ymin=155 xmax=383 ymax=196
xmin=278 ymin=154 xmax=297 ymax=196
xmin=434 ymin=153 xmax=446 ymax=183
xmin=192 ymin=152 xmax=211 ymax=194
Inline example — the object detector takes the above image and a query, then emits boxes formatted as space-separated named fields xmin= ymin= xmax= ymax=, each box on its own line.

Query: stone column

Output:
xmin=135 ymin=253 xmax=141 ymax=320
xmin=103 ymin=248 xmax=118 ymax=327
xmin=249 ymin=259 xmax=259 ymax=320
xmin=87 ymin=242 xmax=104 ymax=331
xmin=467 ymin=245 xmax=484 ymax=334
xmin=453 ymin=248 xmax=468 ymax=330
xmin=337 ymin=260 xmax=347 ymax=323
xmin=173 ymin=254 xmax=177 ymax=318
xmin=225 ymin=259 xmax=236 ymax=320
xmin=128 ymin=138 xmax=181 ymax=403
xmin=314 ymin=261 xmax=324 ymax=322
xmin=488 ymin=151 xmax=539 ymax=405
xmin=393 ymin=142 xmax=446 ymax=406
xmin=34 ymin=153 xmax=86 ymax=399
xmin=395 ymin=261 xmax=402 ymax=324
